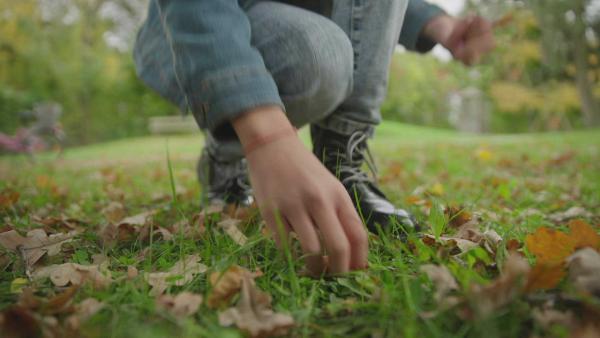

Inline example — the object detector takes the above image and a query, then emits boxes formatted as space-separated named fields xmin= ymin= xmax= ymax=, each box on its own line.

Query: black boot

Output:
xmin=311 ymin=125 xmax=418 ymax=236
xmin=197 ymin=148 xmax=254 ymax=207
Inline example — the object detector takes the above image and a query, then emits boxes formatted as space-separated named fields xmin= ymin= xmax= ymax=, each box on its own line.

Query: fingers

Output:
xmin=312 ymin=203 xmax=351 ymax=275
xmin=286 ymin=211 xmax=327 ymax=275
xmin=337 ymin=201 xmax=368 ymax=270
xmin=449 ymin=15 xmax=496 ymax=66
xmin=262 ymin=207 xmax=291 ymax=250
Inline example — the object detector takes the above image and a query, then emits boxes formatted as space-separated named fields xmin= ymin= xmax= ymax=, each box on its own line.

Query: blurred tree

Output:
xmin=525 ymin=0 xmax=600 ymax=126
xmin=0 ymin=0 xmax=174 ymax=145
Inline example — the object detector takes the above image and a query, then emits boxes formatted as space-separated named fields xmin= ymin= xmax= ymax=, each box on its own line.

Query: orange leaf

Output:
xmin=0 ymin=189 xmax=19 ymax=209
xmin=525 ymin=263 xmax=566 ymax=292
xmin=568 ymin=219 xmax=600 ymax=250
xmin=525 ymin=227 xmax=576 ymax=264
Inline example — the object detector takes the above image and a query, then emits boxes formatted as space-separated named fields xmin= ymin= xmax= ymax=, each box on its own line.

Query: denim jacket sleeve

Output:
xmin=138 ymin=0 xmax=283 ymax=133
xmin=399 ymin=0 xmax=446 ymax=53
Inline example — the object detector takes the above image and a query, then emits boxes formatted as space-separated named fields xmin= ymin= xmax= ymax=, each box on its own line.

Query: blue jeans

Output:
xmin=207 ymin=0 xmax=409 ymax=161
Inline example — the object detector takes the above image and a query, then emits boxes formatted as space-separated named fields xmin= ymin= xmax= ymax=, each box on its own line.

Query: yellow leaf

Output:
xmin=475 ymin=147 xmax=494 ymax=162
xmin=429 ymin=183 xmax=445 ymax=196
xmin=10 ymin=278 xmax=28 ymax=294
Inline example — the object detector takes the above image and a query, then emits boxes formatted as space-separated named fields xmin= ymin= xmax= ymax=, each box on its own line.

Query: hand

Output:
xmin=232 ymin=106 xmax=368 ymax=276
xmin=424 ymin=14 xmax=495 ymax=66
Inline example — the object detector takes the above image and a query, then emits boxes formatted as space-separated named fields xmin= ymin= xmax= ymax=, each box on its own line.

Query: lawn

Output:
xmin=1 ymin=122 xmax=599 ymax=338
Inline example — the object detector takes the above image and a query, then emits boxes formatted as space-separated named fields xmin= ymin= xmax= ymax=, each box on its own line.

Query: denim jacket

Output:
xmin=133 ymin=0 xmax=444 ymax=133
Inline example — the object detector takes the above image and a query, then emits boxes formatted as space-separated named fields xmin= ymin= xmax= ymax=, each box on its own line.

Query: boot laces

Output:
xmin=211 ymin=158 xmax=251 ymax=194
xmin=336 ymin=130 xmax=378 ymax=186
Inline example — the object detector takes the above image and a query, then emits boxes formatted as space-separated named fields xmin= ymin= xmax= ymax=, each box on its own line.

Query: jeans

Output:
xmin=207 ymin=0 xmax=409 ymax=162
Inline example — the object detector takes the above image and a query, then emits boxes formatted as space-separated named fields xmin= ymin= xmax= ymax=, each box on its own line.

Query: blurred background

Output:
xmin=0 ymin=0 xmax=598 ymax=147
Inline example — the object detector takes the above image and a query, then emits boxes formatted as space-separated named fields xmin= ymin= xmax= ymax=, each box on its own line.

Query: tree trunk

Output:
xmin=572 ymin=4 xmax=600 ymax=127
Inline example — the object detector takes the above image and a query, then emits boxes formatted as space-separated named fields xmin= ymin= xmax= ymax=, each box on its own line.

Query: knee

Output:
xmin=259 ymin=18 xmax=353 ymax=125
xmin=284 ymin=24 xmax=354 ymax=121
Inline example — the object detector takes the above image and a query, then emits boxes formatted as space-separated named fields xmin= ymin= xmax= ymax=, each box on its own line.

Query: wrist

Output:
xmin=422 ymin=14 xmax=456 ymax=47
xmin=232 ymin=105 xmax=292 ymax=143
xmin=232 ymin=105 xmax=297 ymax=154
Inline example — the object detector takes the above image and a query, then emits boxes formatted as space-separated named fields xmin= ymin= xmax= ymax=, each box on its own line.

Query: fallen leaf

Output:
xmin=445 ymin=205 xmax=472 ymax=229
xmin=127 ymin=266 xmax=138 ymax=280
xmin=218 ymin=218 xmax=248 ymax=246
xmin=474 ymin=147 xmax=494 ymax=162
xmin=10 ymin=278 xmax=29 ymax=294
xmin=33 ymin=263 xmax=112 ymax=289
xmin=548 ymin=207 xmax=592 ymax=222
xmin=0 ymin=188 xmax=20 ymax=209
xmin=532 ymin=307 xmax=576 ymax=330
xmin=65 ymin=298 xmax=105 ymax=330
xmin=428 ymin=183 xmax=445 ymax=197
xmin=568 ymin=219 xmax=600 ymax=250
xmin=157 ymin=292 xmax=203 ymax=317
xmin=0 ymin=229 xmax=77 ymax=268
xmin=525 ymin=263 xmax=566 ymax=292
xmin=218 ymin=273 xmax=294 ymax=337
xmin=208 ymin=265 xmax=262 ymax=309
xmin=525 ymin=227 xmax=576 ymax=265
xmin=32 ymin=215 xmax=85 ymax=233
xmin=145 ymin=255 xmax=207 ymax=296
xmin=548 ymin=150 xmax=576 ymax=166
xmin=118 ymin=210 xmax=157 ymax=226
xmin=101 ymin=202 xmax=126 ymax=223
xmin=470 ymin=254 xmax=530 ymax=317
xmin=420 ymin=264 xmax=458 ymax=302
xmin=423 ymin=234 xmax=480 ymax=255
xmin=566 ymin=248 xmax=600 ymax=296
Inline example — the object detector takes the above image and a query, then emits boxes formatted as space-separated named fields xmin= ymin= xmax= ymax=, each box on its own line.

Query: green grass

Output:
xmin=1 ymin=122 xmax=599 ymax=338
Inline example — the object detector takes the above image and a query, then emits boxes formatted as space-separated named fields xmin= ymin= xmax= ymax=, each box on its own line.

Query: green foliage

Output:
xmin=0 ymin=0 xmax=175 ymax=145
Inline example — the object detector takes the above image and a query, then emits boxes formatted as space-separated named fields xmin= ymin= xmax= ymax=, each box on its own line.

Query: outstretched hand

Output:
xmin=232 ymin=106 xmax=368 ymax=276
xmin=424 ymin=14 xmax=496 ymax=66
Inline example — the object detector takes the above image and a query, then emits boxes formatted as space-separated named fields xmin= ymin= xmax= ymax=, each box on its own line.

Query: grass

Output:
xmin=1 ymin=121 xmax=599 ymax=338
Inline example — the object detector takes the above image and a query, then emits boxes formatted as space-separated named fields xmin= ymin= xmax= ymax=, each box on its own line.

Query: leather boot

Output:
xmin=311 ymin=125 xmax=418 ymax=236
xmin=197 ymin=148 xmax=254 ymax=207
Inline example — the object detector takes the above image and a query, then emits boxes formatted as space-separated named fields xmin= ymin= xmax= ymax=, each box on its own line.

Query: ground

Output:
xmin=0 ymin=122 xmax=599 ymax=338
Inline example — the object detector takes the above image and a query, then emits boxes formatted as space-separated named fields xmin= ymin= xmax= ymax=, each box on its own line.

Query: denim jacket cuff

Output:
xmin=191 ymin=67 xmax=284 ymax=132
xmin=400 ymin=3 xmax=445 ymax=53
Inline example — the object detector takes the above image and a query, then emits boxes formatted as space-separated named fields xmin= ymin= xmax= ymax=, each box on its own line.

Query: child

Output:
xmin=133 ymin=0 xmax=495 ymax=275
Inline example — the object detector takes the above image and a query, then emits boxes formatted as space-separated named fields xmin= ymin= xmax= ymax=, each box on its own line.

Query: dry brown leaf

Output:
xmin=445 ymin=205 xmax=472 ymax=229
xmin=0 ymin=229 xmax=77 ymax=268
xmin=101 ymin=201 xmax=126 ymax=223
xmin=145 ymin=255 xmax=207 ymax=296
xmin=100 ymin=209 xmax=171 ymax=245
xmin=532 ymin=307 xmax=576 ymax=330
xmin=0 ymin=286 xmax=80 ymax=338
xmin=208 ymin=265 xmax=262 ymax=309
xmin=65 ymin=298 xmax=105 ymax=330
xmin=127 ymin=266 xmax=139 ymax=280
xmin=118 ymin=210 xmax=157 ymax=226
xmin=420 ymin=264 xmax=459 ymax=303
xmin=0 ymin=188 xmax=20 ymax=209
xmin=33 ymin=263 xmax=112 ymax=289
xmin=548 ymin=207 xmax=592 ymax=222
xmin=566 ymin=248 xmax=600 ymax=295
xmin=157 ymin=292 xmax=203 ymax=317
xmin=218 ymin=218 xmax=248 ymax=246
xmin=32 ymin=215 xmax=85 ymax=233
xmin=423 ymin=234 xmax=479 ymax=254
xmin=470 ymin=253 xmax=530 ymax=317
xmin=218 ymin=273 xmax=294 ymax=337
